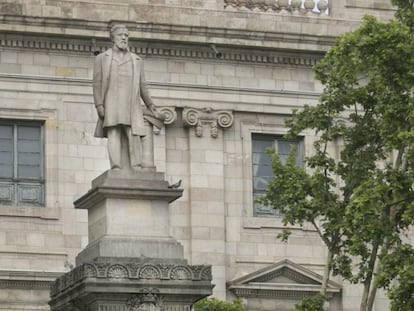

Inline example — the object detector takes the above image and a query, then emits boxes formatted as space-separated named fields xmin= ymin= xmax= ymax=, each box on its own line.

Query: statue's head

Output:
xmin=110 ymin=24 xmax=129 ymax=51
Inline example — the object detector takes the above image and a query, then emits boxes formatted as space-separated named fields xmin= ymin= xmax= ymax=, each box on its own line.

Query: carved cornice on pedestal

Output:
xmin=50 ymin=262 xmax=212 ymax=297
xmin=182 ymin=108 xmax=234 ymax=138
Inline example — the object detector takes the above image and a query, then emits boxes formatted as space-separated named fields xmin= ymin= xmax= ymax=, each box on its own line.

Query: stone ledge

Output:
xmin=0 ymin=205 xmax=59 ymax=220
xmin=0 ymin=279 xmax=51 ymax=290
xmin=0 ymin=269 xmax=64 ymax=290
xmin=243 ymin=216 xmax=317 ymax=231
xmin=76 ymin=237 xmax=185 ymax=266
xmin=74 ymin=169 xmax=183 ymax=209
xmin=74 ymin=186 xmax=183 ymax=209
xmin=345 ymin=0 xmax=395 ymax=10
xmin=0 ymin=15 xmax=340 ymax=52
xmin=90 ymin=169 xmax=165 ymax=188
xmin=0 ymin=32 xmax=324 ymax=67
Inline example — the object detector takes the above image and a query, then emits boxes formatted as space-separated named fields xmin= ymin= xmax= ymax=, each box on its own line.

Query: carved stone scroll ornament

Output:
xmin=144 ymin=107 xmax=177 ymax=135
xmin=182 ymin=108 xmax=234 ymax=138
xmin=159 ymin=107 xmax=177 ymax=125
xmin=127 ymin=288 xmax=164 ymax=311
xmin=145 ymin=106 xmax=177 ymax=135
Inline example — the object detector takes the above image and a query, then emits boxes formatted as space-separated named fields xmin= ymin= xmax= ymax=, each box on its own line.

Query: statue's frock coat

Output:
xmin=92 ymin=48 xmax=146 ymax=138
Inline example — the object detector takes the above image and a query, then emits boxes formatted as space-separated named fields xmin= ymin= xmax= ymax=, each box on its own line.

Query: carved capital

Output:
xmin=159 ymin=107 xmax=177 ymax=125
xmin=182 ymin=108 xmax=234 ymax=138
xmin=146 ymin=106 xmax=178 ymax=135
xmin=127 ymin=288 xmax=164 ymax=311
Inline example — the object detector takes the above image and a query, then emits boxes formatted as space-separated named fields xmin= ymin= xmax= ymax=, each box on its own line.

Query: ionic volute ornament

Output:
xmin=148 ymin=106 xmax=178 ymax=135
xmin=182 ymin=107 xmax=234 ymax=138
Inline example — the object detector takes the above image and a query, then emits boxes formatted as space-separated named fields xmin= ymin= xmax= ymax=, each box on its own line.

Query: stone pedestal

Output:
xmin=49 ymin=169 xmax=213 ymax=311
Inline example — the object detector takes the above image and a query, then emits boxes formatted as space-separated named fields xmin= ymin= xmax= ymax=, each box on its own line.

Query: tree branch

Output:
xmin=311 ymin=219 xmax=330 ymax=247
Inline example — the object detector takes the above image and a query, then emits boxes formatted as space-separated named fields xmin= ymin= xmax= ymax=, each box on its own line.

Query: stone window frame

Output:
xmin=0 ymin=106 xmax=58 ymax=220
xmin=240 ymin=120 xmax=308 ymax=222
xmin=251 ymin=133 xmax=304 ymax=217
xmin=0 ymin=119 xmax=45 ymax=207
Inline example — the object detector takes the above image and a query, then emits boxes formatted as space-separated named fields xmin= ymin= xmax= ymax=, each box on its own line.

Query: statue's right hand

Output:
xmin=97 ymin=105 xmax=105 ymax=118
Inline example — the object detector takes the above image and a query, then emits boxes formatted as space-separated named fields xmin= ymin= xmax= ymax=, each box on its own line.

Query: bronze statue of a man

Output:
xmin=93 ymin=24 xmax=162 ymax=170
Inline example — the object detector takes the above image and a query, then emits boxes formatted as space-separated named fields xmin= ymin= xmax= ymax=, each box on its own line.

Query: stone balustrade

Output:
xmin=224 ymin=0 xmax=329 ymax=15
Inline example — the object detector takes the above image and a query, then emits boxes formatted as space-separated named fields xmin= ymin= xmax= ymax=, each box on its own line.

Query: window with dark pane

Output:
xmin=0 ymin=120 xmax=44 ymax=207
xmin=252 ymin=134 xmax=303 ymax=217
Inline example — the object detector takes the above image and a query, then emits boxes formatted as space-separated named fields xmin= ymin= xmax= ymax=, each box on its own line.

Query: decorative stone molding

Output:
xmin=0 ymin=34 xmax=321 ymax=67
xmin=127 ymin=288 xmax=164 ymax=311
xmin=0 ymin=269 xmax=63 ymax=290
xmin=228 ymin=259 xmax=341 ymax=300
xmin=50 ymin=262 xmax=212 ymax=297
xmin=183 ymin=108 xmax=234 ymax=138
xmin=150 ymin=106 xmax=177 ymax=134
xmin=139 ymin=265 xmax=161 ymax=279
xmin=224 ymin=0 xmax=329 ymax=14
xmin=159 ymin=107 xmax=177 ymax=125
xmin=231 ymin=288 xmax=320 ymax=299
xmin=108 ymin=264 xmax=129 ymax=278
xmin=0 ymin=14 xmax=331 ymax=67
xmin=0 ymin=279 xmax=52 ymax=290
xmin=145 ymin=106 xmax=177 ymax=135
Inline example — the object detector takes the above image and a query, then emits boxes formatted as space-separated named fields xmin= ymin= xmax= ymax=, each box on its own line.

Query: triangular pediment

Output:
xmin=227 ymin=259 xmax=341 ymax=299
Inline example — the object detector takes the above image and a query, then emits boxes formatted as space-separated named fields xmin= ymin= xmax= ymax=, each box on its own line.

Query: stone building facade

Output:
xmin=0 ymin=1 xmax=396 ymax=310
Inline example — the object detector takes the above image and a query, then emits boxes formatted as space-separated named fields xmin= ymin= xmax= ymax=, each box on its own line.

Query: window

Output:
xmin=252 ymin=134 xmax=303 ymax=217
xmin=0 ymin=120 xmax=44 ymax=206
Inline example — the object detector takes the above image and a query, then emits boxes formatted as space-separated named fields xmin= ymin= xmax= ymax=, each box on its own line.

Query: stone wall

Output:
xmin=0 ymin=0 xmax=395 ymax=50
xmin=1 ymin=0 xmax=395 ymax=23
xmin=0 ymin=1 xmax=397 ymax=310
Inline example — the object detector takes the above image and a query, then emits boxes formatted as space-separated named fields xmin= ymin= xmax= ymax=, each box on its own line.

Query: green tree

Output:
xmin=295 ymin=294 xmax=326 ymax=311
xmin=260 ymin=10 xmax=414 ymax=311
xmin=193 ymin=298 xmax=246 ymax=311
xmin=260 ymin=142 xmax=341 ymax=304
xmin=376 ymin=244 xmax=414 ymax=310
xmin=392 ymin=0 xmax=414 ymax=31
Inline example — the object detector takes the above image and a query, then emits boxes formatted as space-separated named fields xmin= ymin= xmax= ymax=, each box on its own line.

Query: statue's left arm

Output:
xmin=139 ymin=60 xmax=157 ymax=115
xmin=139 ymin=59 xmax=165 ymax=122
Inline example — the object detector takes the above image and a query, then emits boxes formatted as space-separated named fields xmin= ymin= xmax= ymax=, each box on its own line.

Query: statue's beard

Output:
xmin=117 ymin=41 xmax=128 ymax=50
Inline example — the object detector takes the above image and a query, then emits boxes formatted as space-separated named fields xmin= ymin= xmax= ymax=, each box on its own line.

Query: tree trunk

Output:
xmin=367 ymin=202 xmax=396 ymax=311
xmin=321 ymin=249 xmax=334 ymax=296
xmin=366 ymin=277 xmax=378 ymax=311
xmin=359 ymin=240 xmax=381 ymax=311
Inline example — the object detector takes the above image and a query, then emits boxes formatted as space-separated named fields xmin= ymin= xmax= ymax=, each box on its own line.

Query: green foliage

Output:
xmin=391 ymin=0 xmax=414 ymax=32
xmin=295 ymin=294 xmax=326 ymax=311
xmin=313 ymin=15 xmax=414 ymax=294
xmin=376 ymin=244 xmax=414 ymax=311
xmin=260 ymin=8 xmax=414 ymax=310
xmin=193 ymin=298 xmax=246 ymax=311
